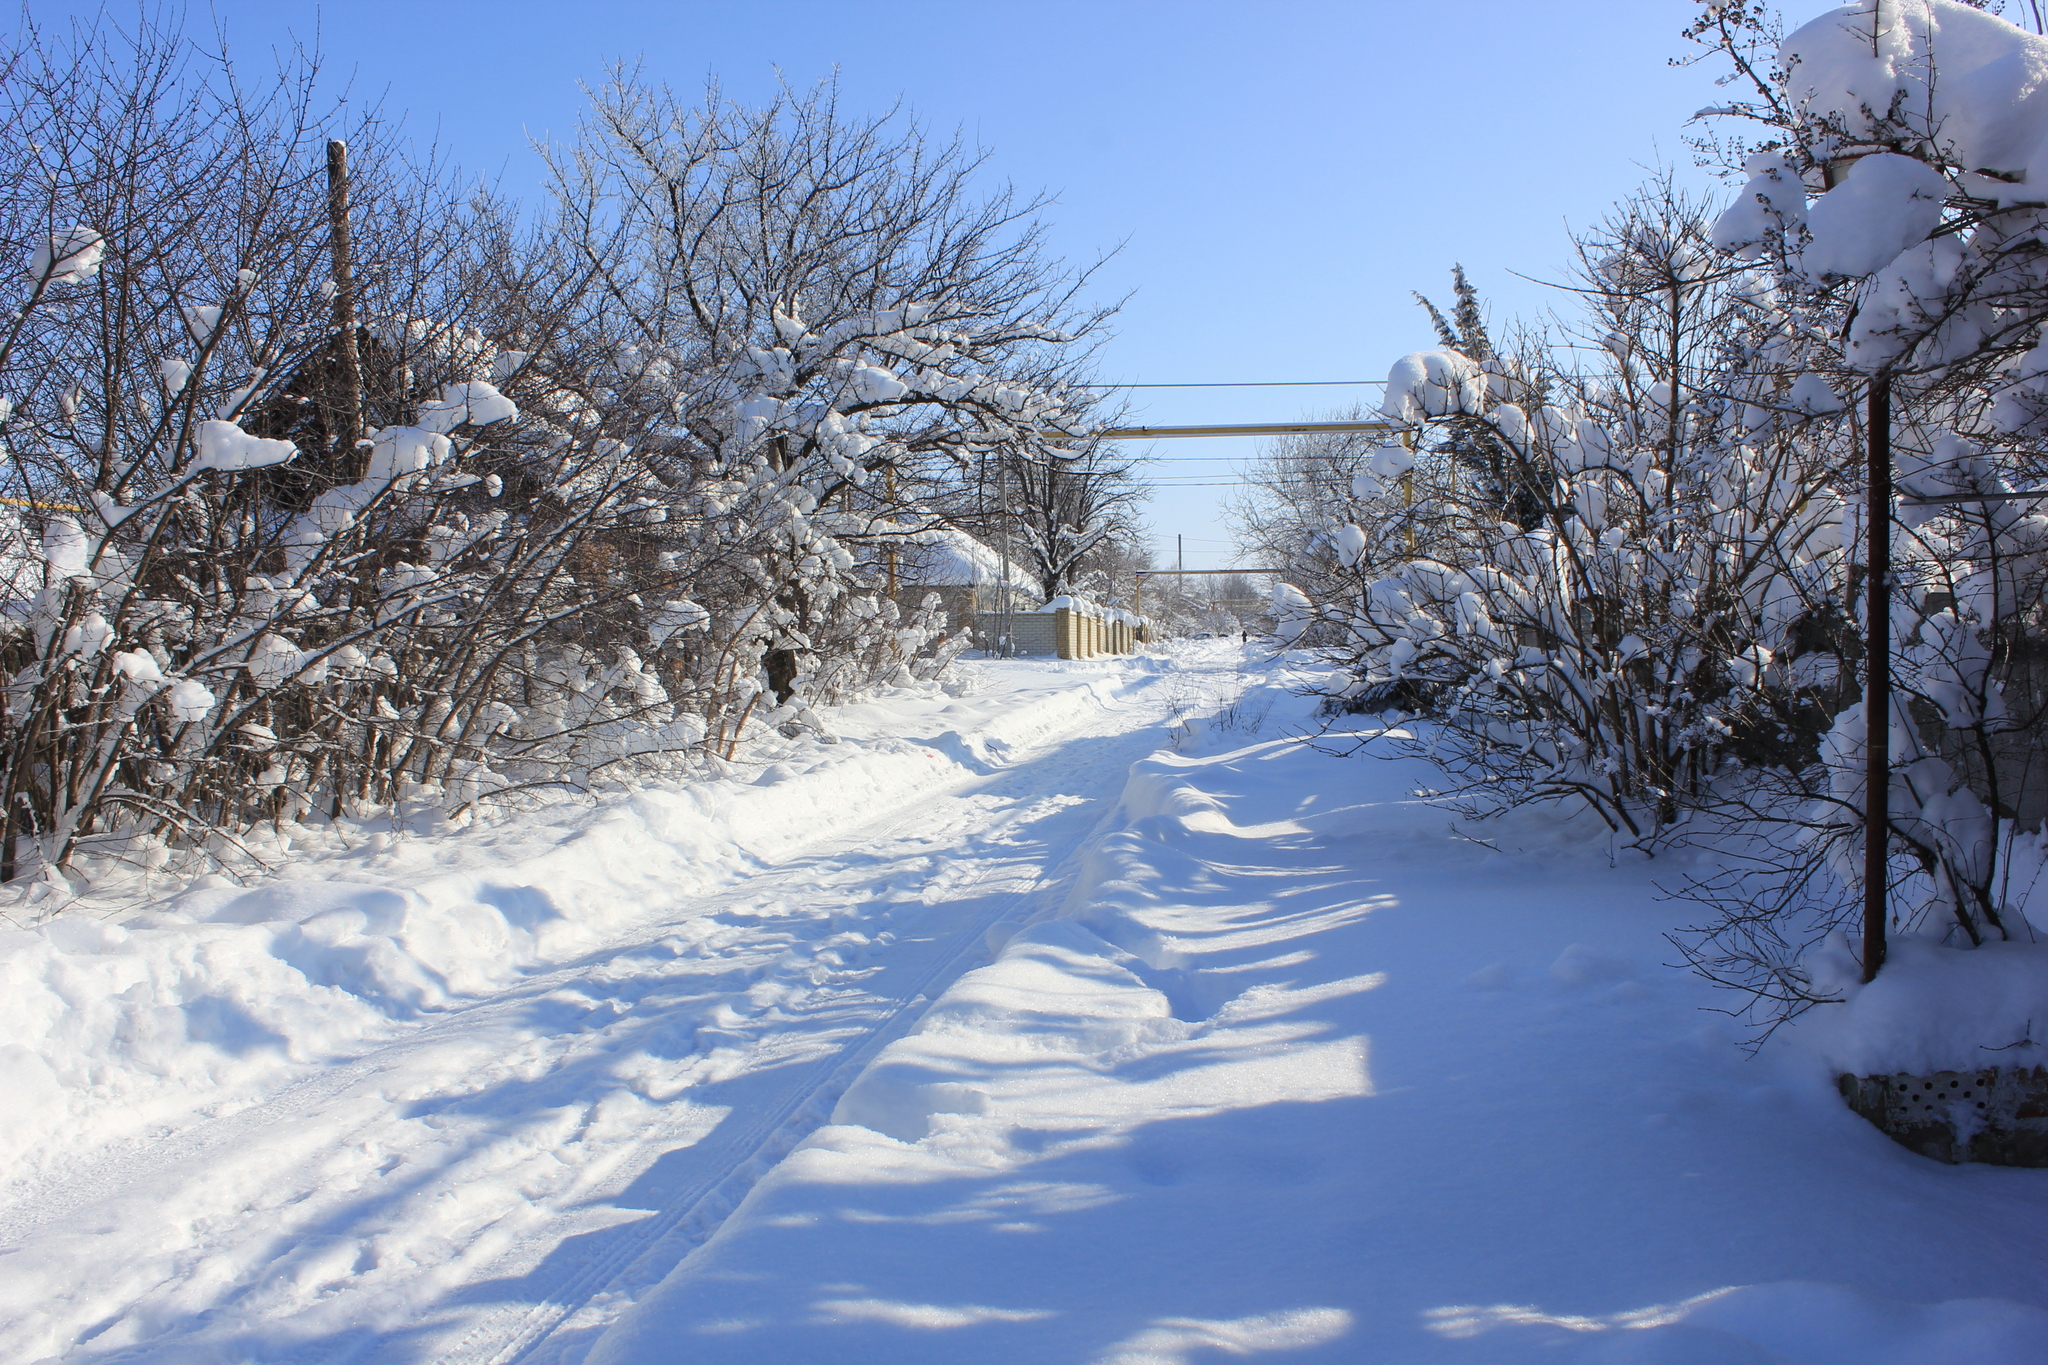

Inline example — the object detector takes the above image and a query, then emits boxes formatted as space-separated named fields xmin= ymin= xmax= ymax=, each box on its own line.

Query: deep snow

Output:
xmin=4 ymin=644 xmax=2047 ymax=1364
xmin=0 ymin=650 xmax=1240 ymax=1363
xmin=587 ymin=661 xmax=2048 ymax=1365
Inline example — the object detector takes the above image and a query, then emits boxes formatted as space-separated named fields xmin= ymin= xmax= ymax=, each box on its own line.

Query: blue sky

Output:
xmin=54 ymin=0 xmax=1731 ymax=571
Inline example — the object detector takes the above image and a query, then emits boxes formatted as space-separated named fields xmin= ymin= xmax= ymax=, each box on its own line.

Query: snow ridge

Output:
xmin=0 ymin=657 xmax=1195 ymax=1364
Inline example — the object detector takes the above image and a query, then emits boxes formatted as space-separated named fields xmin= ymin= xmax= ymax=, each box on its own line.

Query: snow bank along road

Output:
xmin=0 ymin=648 xmax=1250 ymax=1364
xmin=10 ymin=644 xmax=2048 ymax=1364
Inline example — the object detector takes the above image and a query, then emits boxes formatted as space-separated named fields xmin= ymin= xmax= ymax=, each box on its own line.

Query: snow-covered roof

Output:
xmin=895 ymin=527 xmax=1040 ymax=591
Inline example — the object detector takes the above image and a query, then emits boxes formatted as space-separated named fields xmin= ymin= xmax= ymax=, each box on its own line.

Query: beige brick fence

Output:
xmin=1053 ymin=606 xmax=1144 ymax=659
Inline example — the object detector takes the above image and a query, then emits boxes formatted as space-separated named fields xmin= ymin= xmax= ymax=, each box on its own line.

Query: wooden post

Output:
xmin=1864 ymin=372 xmax=1892 ymax=984
xmin=884 ymin=465 xmax=900 ymax=597
xmin=326 ymin=140 xmax=364 ymax=463
xmin=1402 ymin=430 xmax=1416 ymax=556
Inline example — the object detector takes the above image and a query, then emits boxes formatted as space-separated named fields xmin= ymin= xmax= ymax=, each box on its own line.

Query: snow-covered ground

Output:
xmin=0 ymin=649 xmax=1240 ymax=1363
xmin=5 ymin=644 xmax=2048 ymax=1363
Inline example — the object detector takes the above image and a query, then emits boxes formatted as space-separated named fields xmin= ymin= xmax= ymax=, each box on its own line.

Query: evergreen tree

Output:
xmin=1413 ymin=267 xmax=1551 ymax=527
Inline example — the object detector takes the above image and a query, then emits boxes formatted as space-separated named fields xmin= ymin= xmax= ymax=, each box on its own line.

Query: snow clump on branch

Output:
xmin=26 ymin=227 xmax=104 ymax=285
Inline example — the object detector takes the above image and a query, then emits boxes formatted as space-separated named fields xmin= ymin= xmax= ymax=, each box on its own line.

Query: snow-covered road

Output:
xmin=1 ymin=649 xmax=1252 ymax=1364
xmin=10 ymin=644 xmax=2048 ymax=1365
xmin=585 ymin=662 xmax=2048 ymax=1365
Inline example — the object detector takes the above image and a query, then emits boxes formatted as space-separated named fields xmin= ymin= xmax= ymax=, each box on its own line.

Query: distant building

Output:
xmin=886 ymin=526 xmax=1042 ymax=630
xmin=874 ymin=526 xmax=1144 ymax=658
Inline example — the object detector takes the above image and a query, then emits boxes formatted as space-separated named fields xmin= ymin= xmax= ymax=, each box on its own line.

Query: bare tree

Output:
xmin=0 ymin=13 xmax=707 ymax=895
xmin=0 ymin=21 xmax=1131 ymax=903
xmin=1229 ymin=404 xmax=1396 ymax=613
xmin=538 ymin=71 xmax=1117 ymax=722
xmin=995 ymin=438 xmax=1145 ymax=601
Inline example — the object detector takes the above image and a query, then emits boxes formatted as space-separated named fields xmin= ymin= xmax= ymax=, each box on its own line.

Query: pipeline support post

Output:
xmin=1863 ymin=372 xmax=1892 ymax=984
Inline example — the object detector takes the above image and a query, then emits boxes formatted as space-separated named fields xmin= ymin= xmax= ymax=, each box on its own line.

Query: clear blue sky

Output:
xmin=44 ymin=0 xmax=1731 ymax=572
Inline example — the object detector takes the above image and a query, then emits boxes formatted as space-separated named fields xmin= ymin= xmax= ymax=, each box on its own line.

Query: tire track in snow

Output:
xmin=0 ymin=789 xmax=1003 ymax=1252
xmin=430 ymin=676 xmax=1227 ymax=1365
xmin=7 ymin=652 xmax=1252 ymax=1365
xmin=391 ymin=672 xmax=1226 ymax=1365
xmin=0 ymin=673 xmax=1144 ymax=1253
xmin=431 ymin=835 xmax=1074 ymax=1365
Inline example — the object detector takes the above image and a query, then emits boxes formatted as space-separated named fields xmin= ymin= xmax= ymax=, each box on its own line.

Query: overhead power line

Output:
xmin=1081 ymin=380 xmax=1388 ymax=389
xmin=1102 ymin=420 xmax=1399 ymax=440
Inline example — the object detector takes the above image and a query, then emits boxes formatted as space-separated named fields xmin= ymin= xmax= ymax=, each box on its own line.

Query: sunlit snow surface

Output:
xmin=2 ymin=643 xmax=2045 ymax=1363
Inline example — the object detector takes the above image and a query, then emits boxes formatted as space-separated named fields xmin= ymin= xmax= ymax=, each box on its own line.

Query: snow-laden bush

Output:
xmin=537 ymin=72 xmax=1122 ymax=747
xmin=0 ymin=21 xmax=554 ymax=894
xmin=0 ymin=21 xmax=1111 ymax=904
xmin=1282 ymin=185 xmax=1862 ymax=842
xmin=1285 ymin=1 xmax=2048 ymax=1026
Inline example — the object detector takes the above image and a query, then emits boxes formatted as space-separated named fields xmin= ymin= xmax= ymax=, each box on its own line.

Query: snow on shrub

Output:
xmin=1380 ymin=348 xmax=1485 ymax=423
xmin=0 ymin=43 xmax=1111 ymax=907
xmin=1297 ymin=191 xmax=1864 ymax=842
xmin=190 ymin=419 xmax=296 ymax=473
xmin=1799 ymin=153 xmax=1946 ymax=281
xmin=415 ymin=380 xmax=517 ymax=434
xmin=1282 ymin=0 xmax=2048 ymax=1024
xmin=26 ymin=226 xmax=104 ymax=284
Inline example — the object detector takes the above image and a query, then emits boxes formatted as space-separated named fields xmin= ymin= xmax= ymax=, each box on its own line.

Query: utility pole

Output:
xmin=1177 ymin=535 xmax=1184 ymax=573
xmin=1863 ymin=372 xmax=1892 ymax=983
xmin=997 ymin=459 xmax=1015 ymax=657
xmin=325 ymin=140 xmax=364 ymax=465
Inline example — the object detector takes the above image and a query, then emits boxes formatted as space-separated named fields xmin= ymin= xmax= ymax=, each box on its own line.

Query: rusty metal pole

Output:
xmin=1863 ymin=372 xmax=1892 ymax=983
xmin=325 ymin=140 xmax=364 ymax=463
